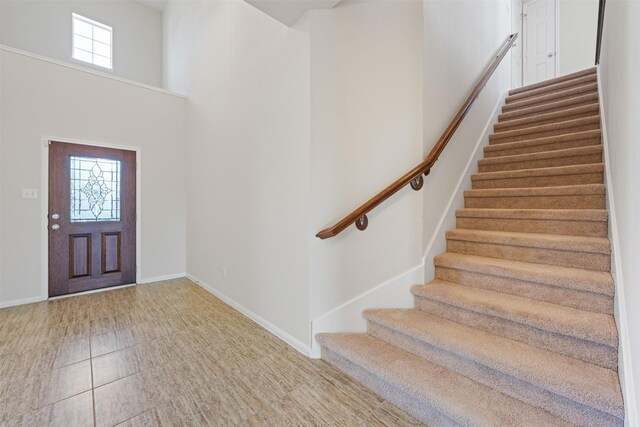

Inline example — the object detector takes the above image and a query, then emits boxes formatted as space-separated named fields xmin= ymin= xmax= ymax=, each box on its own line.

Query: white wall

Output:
xmin=0 ymin=0 xmax=163 ymax=87
xmin=599 ymin=0 xmax=640 ymax=421
xmin=164 ymin=0 xmax=507 ymax=350
xmin=0 ymin=49 xmax=187 ymax=306
xmin=308 ymin=0 xmax=424 ymax=319
xmin=557 ymin=0 xmax=598 ymax=76
xmin=422 ymin=0 xmax=512 ymax=278
xmin=163 ymin=0 xmax=311 ymax=346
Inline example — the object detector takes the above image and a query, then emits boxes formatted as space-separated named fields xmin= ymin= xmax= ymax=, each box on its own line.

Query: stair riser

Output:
xmin=465 ymin=193 xmax=605 ymax=210
xmin=472 ymin=171 xmax=604 ymax=189
xmin=484 ymin=138 xmax=601 ymax=158
xmin=367 ymin=321 xmax=620 ymax=427
xmin=435 ymin=266 xmax=613 ymax=314
xmin=503 ymin=86 xmax=597 ymax=112
xmin=510 ymin=69 xmax=595 ymax=96
xmin=413 ymin=296 xmax=618 ymax=370
xmin=456 ymin=216 xmax=607 ymax=237
xmin=495 ymin=111 xmax=598 ymax=133
xmin=507 ymin=75 xmax=597 ymax=102
xmin=490 ymin=123 xmax=600 ymax=144
xmin=321 ymin=347 xmax=457 ymax=427
xmin=500 ymin=96 xmax=599 ymax=121
xmin=506 ymin=86 xmax=596 ymax=107
xmin=446 ymin=239 xmax=610 ymax=271
xmin=478 ymin=152 xmax=603 ymax=172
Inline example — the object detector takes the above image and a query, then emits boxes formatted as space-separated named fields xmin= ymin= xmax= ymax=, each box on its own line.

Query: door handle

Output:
xmin=51 ymin=213 xmax=60 ymax=219
xmin=548 ymin=53 xmax=554 ymax=58
xmin=51 ymin=224 xmax=60 ymax=230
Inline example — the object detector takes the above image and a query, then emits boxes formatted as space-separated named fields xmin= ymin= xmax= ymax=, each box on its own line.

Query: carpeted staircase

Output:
xmin=317 ymin=67 xmax=624 ymax=426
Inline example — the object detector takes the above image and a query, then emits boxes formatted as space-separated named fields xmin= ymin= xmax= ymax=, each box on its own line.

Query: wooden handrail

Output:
xmin=316 ymin=33 xmax=518 ymax=240
xmin=595 ymin=0 xmax=606 ymax=65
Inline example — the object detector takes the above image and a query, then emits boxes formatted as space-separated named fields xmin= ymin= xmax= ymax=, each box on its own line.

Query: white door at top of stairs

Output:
xmin=523 ymin=0 xmax=557 ymax=85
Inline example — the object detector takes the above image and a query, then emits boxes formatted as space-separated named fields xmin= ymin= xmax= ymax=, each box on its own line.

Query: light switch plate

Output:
xmin=22 ymin=188 xmax=38 ymax=199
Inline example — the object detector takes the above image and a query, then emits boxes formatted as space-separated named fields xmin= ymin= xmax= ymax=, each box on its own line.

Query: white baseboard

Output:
xmin=0 ymin=295 xmax=44 ymax=309
xmin=0 ymin=273 xmax=186 ymax=309
xmin=421 ymin=90 xmax=507 ymax=280
xmin=185 ymin=274 xmax=311 ymax=357
xmin=138 ymin=272 xmax=187 ymax=284
xmin=309 ymin=91 xmax=508 ymax=360
xmin=597 ymin=67 xmax=638 ymax=427
xmin=310 ymin=263 xmax=425 ymax=358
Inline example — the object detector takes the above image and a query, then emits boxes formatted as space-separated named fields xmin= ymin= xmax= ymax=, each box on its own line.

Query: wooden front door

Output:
xmin=48 ymin=141 xmax=136 ymax=297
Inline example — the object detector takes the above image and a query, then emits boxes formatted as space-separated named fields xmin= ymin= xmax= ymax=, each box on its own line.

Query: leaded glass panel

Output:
xmin=70 ymin=156 xmax=121 ymax=222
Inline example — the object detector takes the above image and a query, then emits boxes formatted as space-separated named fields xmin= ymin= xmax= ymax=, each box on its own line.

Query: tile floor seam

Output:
xmin=89 ymin=337 xmax=97 ymax=427
xmin=1 ymin=280 xmax=423 ymax=426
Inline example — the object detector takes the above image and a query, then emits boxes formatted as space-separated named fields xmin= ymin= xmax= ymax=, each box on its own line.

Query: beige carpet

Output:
xmin=317 ymin=67 xmax=624 ymax=426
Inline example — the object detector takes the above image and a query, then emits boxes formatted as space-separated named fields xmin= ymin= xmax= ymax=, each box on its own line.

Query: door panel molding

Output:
xmin=69 ymin=234 xmax=92 ymax=278
xmin=102 ymin=232 xmax=122 ymax=274
xmin=40 ymin=136 xmax=142 ymax=300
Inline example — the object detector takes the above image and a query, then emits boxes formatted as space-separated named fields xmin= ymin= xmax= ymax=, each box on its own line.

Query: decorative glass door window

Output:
xmin=70 ymin=156 xmax=121 ymax=222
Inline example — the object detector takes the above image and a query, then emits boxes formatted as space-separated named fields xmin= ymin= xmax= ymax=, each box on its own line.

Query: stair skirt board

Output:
xmin=317 ymin=68 xmax=624 ymax=426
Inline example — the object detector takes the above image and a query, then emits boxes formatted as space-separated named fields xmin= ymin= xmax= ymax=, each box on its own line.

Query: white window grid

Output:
xmin=72 ymin=13 xmax=112 ymax=69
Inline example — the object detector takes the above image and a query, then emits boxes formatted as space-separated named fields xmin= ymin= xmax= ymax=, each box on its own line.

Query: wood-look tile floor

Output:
xmin=0 ymin=279 xmax=423 ymax=426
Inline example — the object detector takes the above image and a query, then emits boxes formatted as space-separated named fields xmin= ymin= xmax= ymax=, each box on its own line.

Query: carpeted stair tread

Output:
xmin=472 ymin=163 xmax=604 ymax=184
xmin=464 ymin=183 xmax=605 ymax=211
xmin=465 ymin=183 xmax=605 ymax=200
xmin=455 ymin=206 xmax=608 ymax=237
xmin=490 ymin=116 xmax=600 ymax=143
xmin=479 ymin=145 xmax=602 ymax=168
xmin=506 ymin=75 xmax=597 ymax=103
xmin=494 ymin=104 xmax=599 ymax=132
xmin=484 ymin=130 xmax=601 ymax=158
xmin=411 ymin=281 xmax=617 ymax=348
xmin=456 ymin=206 xmax=607 ymax=223
xmin=446 ymin=225 xmax=610 ymax=271
xmin=363 ymin=308 xmax=623 ymax=419
xmin=316 ymin=333 xmax=572 ymax=427
xmin=446 ymin=228 xmax=610 ymax=254
xmin=509 ymin=68 xmax=596 ymax=96
xmin=499 ymin=92 xmax=599 ymax=122
xmin=434 ymin=251 xmax=613 ymax=296
xmin=470 ymin=167 xmax=603 ymax=189
xmin=455 ymin=208 xmax=607 ymax=222
xmin=503 ymin=83 xmax=598 ymax=112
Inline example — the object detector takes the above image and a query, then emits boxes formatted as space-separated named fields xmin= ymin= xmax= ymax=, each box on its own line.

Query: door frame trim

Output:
xmin=40 ymin=136 xmax=142 ymax=300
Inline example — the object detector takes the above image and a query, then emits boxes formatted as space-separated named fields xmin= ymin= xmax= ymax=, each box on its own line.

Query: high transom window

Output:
xmin=72 ymin=13 xmax=112 ymax=69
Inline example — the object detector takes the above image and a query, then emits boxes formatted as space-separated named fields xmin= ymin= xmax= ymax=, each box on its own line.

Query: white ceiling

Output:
xmin=133 ymin=0 xmax=342 ymax=23
xmin=244 ymin=0 xmax=342 ymax=26
xmin=134 ymin=0 xmax=168 ymax=13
